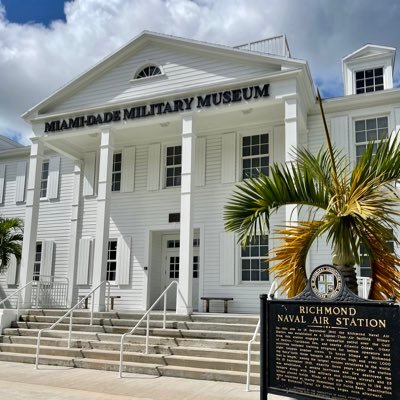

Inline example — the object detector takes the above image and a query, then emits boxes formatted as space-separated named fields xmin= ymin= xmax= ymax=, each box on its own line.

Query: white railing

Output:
xmin=119 ymin=280 xmax=179 ymax=378
xmin=35 ymin=280 xmax=110 ymax=369
xmin=0 ymin=280 xmax=35 ymax=320
xmin=32 ymin=275 xmax=69 ymax=309
xmin=245 ymin=280 xmax=278 ymax=392
xmin=357 ymin=276 xmax=372 ymax=299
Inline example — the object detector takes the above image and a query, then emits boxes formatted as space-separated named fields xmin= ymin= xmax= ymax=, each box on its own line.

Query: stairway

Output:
xmin=0 ymin=310 xmax=260 ymax=384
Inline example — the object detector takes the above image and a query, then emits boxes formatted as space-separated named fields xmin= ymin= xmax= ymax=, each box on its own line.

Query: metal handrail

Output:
xmin=0 ymin=280 xmax=34 ymax=320
xmin=35 ymin=280 xmax=111 ymax=369
xmin=245 ymin=280 xmax=278 ymax=392
xmin=119 ymin=280 xmax=179 ymax=378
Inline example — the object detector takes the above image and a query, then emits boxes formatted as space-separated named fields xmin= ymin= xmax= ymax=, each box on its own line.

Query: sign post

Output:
xmin=260 ymin=264 xmax=400 ymax=400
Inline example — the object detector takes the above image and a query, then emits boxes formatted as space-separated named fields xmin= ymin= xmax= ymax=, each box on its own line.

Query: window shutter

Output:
xmin=41 ymin=240 xmax=54 ymax=277
xmin=330 ymin=116 xmax=349 ymax=153
xmin=219 ymin=232 xmax=235 ymax=285
xmin=6 ymin=254 xmax=18 ymax=285
xmin=76 ymin=238 xmax=93 ymax=285
xmin=83 ymin=152 xmax=96 ymax=196
xmin=0 ymin=164 xmax=6 ymax=204
xmin=195 ymin=137 xmax=206 ymax=187
xmin=15 ymin=161 xmax=27 ymax=203
xmin=147 ymin=144 xmax=160 ymax=191
xmin=117 ymin=236 xmax=131 ymax=285
xmin=47 ymin=156 xmax=60 ymax=199
xmin=221 ymin=133 xmax=236 ymax=183
xmin=121 ymin=146 xmax=135 ymax=192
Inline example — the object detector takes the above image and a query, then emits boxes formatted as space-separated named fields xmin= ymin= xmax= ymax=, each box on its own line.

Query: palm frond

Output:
xmin=268 ymin=220 xmax=326 ymax=297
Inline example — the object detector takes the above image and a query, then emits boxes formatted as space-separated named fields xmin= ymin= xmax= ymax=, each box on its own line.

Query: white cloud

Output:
xmin=0 ymin=0 xmax=399 ymax=144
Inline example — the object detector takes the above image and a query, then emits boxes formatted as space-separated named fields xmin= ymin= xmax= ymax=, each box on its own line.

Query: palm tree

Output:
xmin=224 ymin=94 xmax=400 ymax=300
xmin=0 ymin=216 xmax=23 ymax=274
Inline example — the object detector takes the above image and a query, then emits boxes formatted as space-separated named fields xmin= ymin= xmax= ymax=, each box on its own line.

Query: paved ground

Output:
xmin=0 ymin=361 xmax=295 ymax=400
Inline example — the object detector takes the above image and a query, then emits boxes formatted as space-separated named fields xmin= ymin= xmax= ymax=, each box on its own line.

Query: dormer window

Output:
xmin=355 ymin=67 xmax=384 ymax=94
xmin=135 ymin=65 xmax=162 ymax=80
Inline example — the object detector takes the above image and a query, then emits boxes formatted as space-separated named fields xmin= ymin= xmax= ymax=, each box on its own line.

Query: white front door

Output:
xmin=162 ymin=234 xmax=200 ymax=310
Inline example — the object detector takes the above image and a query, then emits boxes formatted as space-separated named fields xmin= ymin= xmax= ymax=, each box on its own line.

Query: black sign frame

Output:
xmin=260 ymin=265 xmax=400 ymax=400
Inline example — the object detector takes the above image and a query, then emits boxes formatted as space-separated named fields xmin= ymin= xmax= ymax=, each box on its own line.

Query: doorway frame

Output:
xmin=144 ymin=223 xmax=204 ymax=312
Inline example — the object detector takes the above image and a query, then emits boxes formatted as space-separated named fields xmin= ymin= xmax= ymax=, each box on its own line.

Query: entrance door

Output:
xmin=162 ymin=234 xmax=200 ymax=310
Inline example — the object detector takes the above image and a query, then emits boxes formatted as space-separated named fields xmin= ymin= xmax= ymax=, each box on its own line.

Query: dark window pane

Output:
xmin=355 ymin=71 xmax=364 ymax=79
xmin=366 ymin=119 xmax=376 ymax=130
xmin=356 ymin=88 xmax=365 ymax=94
xmin=242 ymin=146 xmax=250 ymax=157
xmin=365 ymin=69 xmax=373 ymax=78
xmin=355 ymin=131 xmax=365 ymax=143
xmin=377 ymin=117 xmax=388 ymax=128
xmin=375 ymin=76 xmax=383 ymax=85
xmin=243 ymin=136 xmax=250 ymax=146
xmin=375 ymin=67 xmax=383 ymax=76
xmin=355 ymin=120 xmax=365 ymax=131
xmin=242 ymin=271 xmax=250 ymax=281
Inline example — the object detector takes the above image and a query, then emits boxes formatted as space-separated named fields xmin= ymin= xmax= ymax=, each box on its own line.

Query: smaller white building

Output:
xmin=0 ymin=32 xmax=398 ymax=314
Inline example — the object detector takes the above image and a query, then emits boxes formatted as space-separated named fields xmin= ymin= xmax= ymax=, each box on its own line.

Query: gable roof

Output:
xmin=342 ymin=44 xmax=396 ymax=64
xmin=22 ymin=31 xmax=311 ymax=121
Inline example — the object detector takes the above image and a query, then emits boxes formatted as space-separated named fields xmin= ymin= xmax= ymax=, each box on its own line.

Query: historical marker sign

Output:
xmin=260 ymin=265 xmax=400 ymax=400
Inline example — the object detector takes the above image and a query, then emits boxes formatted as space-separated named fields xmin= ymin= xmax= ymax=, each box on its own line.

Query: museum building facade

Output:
xmin=0 ymin=31 xmax=398 ymax=314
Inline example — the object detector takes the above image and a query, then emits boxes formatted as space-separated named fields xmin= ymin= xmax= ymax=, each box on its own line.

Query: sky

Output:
xmin=1 ymin=0 xmax=400 ymax=144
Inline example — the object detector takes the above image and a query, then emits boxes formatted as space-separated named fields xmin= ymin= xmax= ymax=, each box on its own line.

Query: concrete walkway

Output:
xmin=0 ymin=361 xmax=295 ymax=400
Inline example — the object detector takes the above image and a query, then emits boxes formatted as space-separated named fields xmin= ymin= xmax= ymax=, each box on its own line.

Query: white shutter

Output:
xmin=330 ymin=116 xmax=349 ymax=153
xmin=195 ymin=137 xmax=206 ymax=187
xmin=15 ymin=161 xmax=27 ymax=203
xmin=76 ymin=238 xmax=92 ymax=285
xmin=221 ymin=133 xmax=236 ymax=183
xmin=219 ymin=232 xmax=236 ymax=285
xmin=47 ymin=156 xmax=60 ymax=199
xmin=0 ymin=164 xmax=6 ymax=204
xmin=6 ymin=254 xmax=18 ymax=285
xmin=121 ymin=146 xmax=135 ymax=192
xmin=83 ymin=152 xmax=96 ymax=196
xmin=147 ymin=144 xmax=161 ymax=191
xmin=41 ymin=240 xmax=54 ymax=277
xmin=117 ymin=236 xmax=131 ymax=285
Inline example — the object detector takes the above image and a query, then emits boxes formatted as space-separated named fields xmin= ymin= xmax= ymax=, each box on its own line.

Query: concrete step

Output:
xmin=19 ymin=315 xmax=256 ymax=333
xmin=1 ymin=332 xmax=259 ymax=352
xmin=0 ymin=343 xmax=259 ymax=374
xmin=11 ymin=322 xmax=255 ymax=341
xmin=22 ymin=310 xmax=259 ymax=325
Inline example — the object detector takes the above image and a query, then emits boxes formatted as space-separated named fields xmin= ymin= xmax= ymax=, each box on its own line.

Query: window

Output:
xmin=165 ymin=145 xmax=182 ymax=187
xmin=242 ymin=134 xmax=269 ymax=179
xmin=241 ymin=235 xmax=269 ymax=282
xmin=40 ymin=161 xmax=49 ymax=198
xmin=106 ymin=240 xmax=118 ymax=281
xmin=193 ymin=256 xmax=199 ymax=278
xmin=169 ymin=256 xmax=180 ymax=278
xmin=359 ymin=238 xmax=394 ymax=278
xmin=355 ymin=68 xmax=384 ymax=94
xmin=355 ymin=116 xmax=388 ymax=162
xmin=33 ymin=242 xmax=42 ymax=281
xmin=112 ymin=153 xmax=122 ymax=192
xmin=135 ymin=65 xmax=162 ymax=79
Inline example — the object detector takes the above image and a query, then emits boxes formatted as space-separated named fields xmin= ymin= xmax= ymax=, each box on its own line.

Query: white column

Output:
xmin=92 ymin=129 xmax=113 ymax=311
xmin=176 ymin=115 xmax=195 ymax=315
xmin=20 ymin=138 xmax=44 ymax=307
xmin=284 ymin=97 xmax=298 ymax=224
xmin=67 ymin=160 xmax=82 ymax=306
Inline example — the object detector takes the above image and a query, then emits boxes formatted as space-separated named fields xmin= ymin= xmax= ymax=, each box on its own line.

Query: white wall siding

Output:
xmin=46 ymin=44 xmax=280 ymax=114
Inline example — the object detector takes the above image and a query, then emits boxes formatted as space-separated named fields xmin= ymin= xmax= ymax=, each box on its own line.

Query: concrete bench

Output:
xmin=78 ymin=295 xmax=121 ymax=310
xmin=201 ymin=297 xmax=233 ymax=313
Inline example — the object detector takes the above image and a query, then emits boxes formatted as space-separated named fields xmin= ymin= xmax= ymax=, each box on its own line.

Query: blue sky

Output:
xmin=0 ymin=0 xmax=400 ymax=144
xmin=1 ymin=0 xmax=66 ymax=26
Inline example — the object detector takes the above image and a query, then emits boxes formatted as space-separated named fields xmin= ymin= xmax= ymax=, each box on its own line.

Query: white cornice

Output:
xmin=309 ymin=88 xmax=400 ymax=115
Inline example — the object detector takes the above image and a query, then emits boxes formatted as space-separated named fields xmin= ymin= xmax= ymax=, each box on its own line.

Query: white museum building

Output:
xmin=0 ymin=31 xmax=398 ymax=314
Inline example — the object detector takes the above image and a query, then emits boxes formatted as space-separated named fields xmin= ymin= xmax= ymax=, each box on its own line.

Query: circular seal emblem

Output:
xmin=310 ymin=265 xmax=343 ymax=300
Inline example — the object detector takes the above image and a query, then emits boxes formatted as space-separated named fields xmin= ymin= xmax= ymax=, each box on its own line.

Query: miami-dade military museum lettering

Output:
xmin=44 ymin=84 xmax=269 ymax=133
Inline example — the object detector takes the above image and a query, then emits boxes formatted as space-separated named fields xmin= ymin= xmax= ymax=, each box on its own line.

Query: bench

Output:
xmin=201 ymin=297 xmax=234 ymax=313
xmin=78 ymin=295 xmax=121 ymax=310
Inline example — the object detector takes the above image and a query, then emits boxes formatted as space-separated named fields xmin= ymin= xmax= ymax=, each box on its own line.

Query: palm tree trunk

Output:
xmin=333 ymin=263 xmax=358 ymax=295
xmin=332 ymin=245 xmax=358 ymax=295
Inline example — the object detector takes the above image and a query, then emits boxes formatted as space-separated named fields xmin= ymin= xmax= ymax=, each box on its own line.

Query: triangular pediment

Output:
xmin=23 ymin=31 xmax=306 ymax=120
xmin=343 ymin=44 xmax=395 ymax=63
